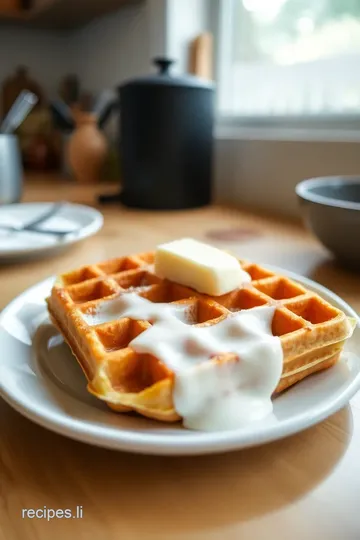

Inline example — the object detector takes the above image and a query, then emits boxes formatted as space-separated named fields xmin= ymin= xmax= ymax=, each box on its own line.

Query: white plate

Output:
xmin=0 ymin=267 xmax=359 ymax=456
xmin=0 ymin=203 xmax=103 ymax=261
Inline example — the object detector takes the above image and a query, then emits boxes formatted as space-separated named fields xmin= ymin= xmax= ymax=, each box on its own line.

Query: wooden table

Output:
xmin=1 ymin=180 xmax=360 ymax=540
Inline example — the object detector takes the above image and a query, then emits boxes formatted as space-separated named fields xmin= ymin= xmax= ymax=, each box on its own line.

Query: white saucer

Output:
xmin=0 ymin=267 xmax=359 ymax=455
xmin=0 ymin=203 xmax=103 ymax=261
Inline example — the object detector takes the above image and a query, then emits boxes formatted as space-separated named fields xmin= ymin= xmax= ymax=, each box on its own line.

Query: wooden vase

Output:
xmin=68 ymin=110 xmax=108 ymax=184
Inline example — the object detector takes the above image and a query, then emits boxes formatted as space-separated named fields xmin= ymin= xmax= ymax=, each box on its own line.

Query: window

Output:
xmin=218 ymin=0 xmax=360 ymax=118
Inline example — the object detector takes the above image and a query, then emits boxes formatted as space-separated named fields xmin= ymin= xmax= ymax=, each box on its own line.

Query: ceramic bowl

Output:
xmin=296 ymin=176 xmax=360 ymax=269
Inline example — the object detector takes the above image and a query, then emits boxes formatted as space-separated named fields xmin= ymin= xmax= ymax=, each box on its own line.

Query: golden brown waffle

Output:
xmin=47 ymin=252 xmax=354 ymax=423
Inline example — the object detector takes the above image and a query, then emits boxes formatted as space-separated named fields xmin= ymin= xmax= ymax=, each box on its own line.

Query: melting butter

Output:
xmin=155 ymin=238 xmax=251 ymax=296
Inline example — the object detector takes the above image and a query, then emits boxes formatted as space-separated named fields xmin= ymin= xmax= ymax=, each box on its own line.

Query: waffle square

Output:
xmin=47 ymin=252 xmax=354 ymax=422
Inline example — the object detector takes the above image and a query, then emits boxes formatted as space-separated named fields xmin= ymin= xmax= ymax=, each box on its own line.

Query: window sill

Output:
xmin=216 ymin=115 xmax=360 ymax=143
xmin=215 ymin=125 xmax=360 ymax=143
xmin=214 ymin=122 xmax=360 ymax=218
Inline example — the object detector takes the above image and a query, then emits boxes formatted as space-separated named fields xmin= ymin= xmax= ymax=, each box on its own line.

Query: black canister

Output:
xmin=118 ymin=58 xmax=214 ymax=210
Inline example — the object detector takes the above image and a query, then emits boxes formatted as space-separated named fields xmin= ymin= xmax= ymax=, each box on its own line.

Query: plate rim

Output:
xmin=0 ymin=266 xmax=359 ymax=456
xmin=0 ymin=202 xmax=104 ymax=258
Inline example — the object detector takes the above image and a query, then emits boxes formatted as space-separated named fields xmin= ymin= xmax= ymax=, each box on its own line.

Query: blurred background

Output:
xmin=1 ymin=0 xmax=360 ymax=217
xmin=220 ymin=0 xmax=360 ymax=116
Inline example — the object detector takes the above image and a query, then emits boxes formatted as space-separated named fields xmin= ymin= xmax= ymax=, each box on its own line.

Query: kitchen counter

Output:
xmin=1 ymin=179 xmax=360 ymax=540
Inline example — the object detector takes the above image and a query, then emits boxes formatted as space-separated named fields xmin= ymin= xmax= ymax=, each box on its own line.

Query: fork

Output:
xmin=0 ymin=202 xmax=77 ymax=236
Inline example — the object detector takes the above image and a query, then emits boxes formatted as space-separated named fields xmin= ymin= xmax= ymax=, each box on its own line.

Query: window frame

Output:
xmin=214 ymin=0 xmax=360 ymax=133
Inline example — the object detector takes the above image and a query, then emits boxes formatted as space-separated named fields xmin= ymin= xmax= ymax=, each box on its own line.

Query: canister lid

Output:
xmin=120 ymin=57 xmax=214 ymax=91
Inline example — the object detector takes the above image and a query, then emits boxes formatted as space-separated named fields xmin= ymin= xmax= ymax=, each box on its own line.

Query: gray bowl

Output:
xmin=296 ymin=176 xmax=360 ymax=269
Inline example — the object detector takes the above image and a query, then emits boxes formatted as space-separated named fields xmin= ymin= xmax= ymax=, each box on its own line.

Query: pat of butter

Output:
xmin=154 ymin=238 xmax=251 ymax=296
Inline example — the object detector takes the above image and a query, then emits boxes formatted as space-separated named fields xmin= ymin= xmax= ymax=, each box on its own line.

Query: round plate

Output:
xmin=0 ymin=203 xmax=103 ymax=261
xmin=0 ymin=267 xmax=359 ymax=455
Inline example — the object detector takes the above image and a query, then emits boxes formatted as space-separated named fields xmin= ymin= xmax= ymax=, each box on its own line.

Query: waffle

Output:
xmin=47 ymin=251 xmax=354 ymax=423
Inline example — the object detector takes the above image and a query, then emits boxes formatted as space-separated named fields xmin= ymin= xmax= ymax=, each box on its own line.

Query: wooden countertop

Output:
xmin=1 ymin=179 xmax=360 ymax=540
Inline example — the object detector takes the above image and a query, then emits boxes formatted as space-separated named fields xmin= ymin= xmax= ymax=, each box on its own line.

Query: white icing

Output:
xmin=81 ymin=293 xmax=283 ymax=431
xmin=81 ymin=293 xmax=193 ymax=325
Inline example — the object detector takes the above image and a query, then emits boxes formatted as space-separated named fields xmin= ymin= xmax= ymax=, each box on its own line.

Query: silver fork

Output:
xmin=0 ymin=202 xmax=76 ymax=236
